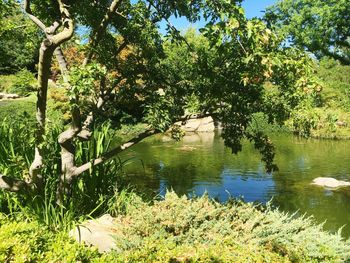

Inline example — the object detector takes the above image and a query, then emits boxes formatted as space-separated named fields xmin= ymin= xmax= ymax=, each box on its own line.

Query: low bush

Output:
xmin=7 ymin=69 xmax=36 ymax=96
xmin=0 ymin=214 xmax=104 ymax=262
xmin=107 ymin=191 xmax=350 ymax=262
xmin=1 ymin=191 xmax=349 ymax=262
xmin=0 ymin=74 xmax=17 ymax=92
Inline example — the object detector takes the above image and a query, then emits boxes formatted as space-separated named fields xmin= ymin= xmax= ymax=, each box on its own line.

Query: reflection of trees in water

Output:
xmin=121 ymin=132 xmax=350 ymax=236
xmin=121 ymin=132 xmax=226 ymax=196
xmin=268 ymin=135 xmax=350 ymax=237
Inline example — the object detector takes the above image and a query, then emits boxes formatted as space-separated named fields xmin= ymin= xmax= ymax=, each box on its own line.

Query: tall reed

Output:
xmin=0 ymin=117 xmax=128 ymax=230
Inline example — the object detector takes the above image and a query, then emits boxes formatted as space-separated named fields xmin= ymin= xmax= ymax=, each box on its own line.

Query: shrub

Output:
xmin=108 ymin=191 xmax=350 ymax=262
xmin=2 ymin=192 xmax=349 ymax=262
xmin=0 ymin=74 xmax=17 ymax=92
xmin=287 ymin=107 xmax=320 ymax=137
xmin=7 ymin=69 xmax=36 ymax=96
xmin=0 ymin=214 xmax=106 ymax=262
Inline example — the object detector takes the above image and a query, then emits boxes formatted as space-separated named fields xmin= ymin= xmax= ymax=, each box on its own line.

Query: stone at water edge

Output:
xmin=312 ymin=177 xmax=350 ymax=188
xmin=69 ymin=214 xmax=118 ymax=253
xmin=174 ymin=116 xmax=215 ymax=132
xmin=0 ymin=93 xmax=20 ymax=99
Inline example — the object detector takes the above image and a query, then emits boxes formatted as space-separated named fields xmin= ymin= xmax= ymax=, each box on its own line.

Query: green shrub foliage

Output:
xmin=0 ymin=192 xmax=349 ymax=262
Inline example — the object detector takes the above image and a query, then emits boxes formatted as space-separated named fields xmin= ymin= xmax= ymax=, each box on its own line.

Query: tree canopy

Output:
xmin=265 ymin=0 xmax=350 ymax=65
xmin=0 ymin=0 xmax=40 ymax=73
xmin=0 ymin=0 xmax=318 ymax=202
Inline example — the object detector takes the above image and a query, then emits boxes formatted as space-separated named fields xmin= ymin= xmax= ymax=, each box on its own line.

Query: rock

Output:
xmin=336 ymin=121 xmax=347 ymax=127
xmin=312 ymin=177 xmax=350 ymax=188
xmin=69 ymin=214 xmax=119 ymax=253
xmin=177 ymin=145 xmax=196 ymax=151
xmin=0 ymin=92 xmax=20 ymax=99
xmin=182 ymin=132 xmax=215 ymax=144
xmin=175 ymin=116 xmax=215 ymax=132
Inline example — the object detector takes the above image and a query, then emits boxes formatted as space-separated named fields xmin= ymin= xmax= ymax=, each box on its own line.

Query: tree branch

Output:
xmin=0 ymin=174 xmax=29 ymax=193
xmin=73 ymin=129 xmax=159 ymax=176
xmin=24 ymin=0 xmax=47 ymax=31
xmin=77 ymin=37 xmax=129 ymax=140
xmin=51 ymin=0 xmax=74 ymax=46
xmin=146 ymin=0 xmax=193 ymax=50
xmin=321 ymin=47 xmax=350 ymax=65
xmin=24 ymin=0 xmax=70 ymax=81
xmin=83 ymin=0 xmax=123 ymax=66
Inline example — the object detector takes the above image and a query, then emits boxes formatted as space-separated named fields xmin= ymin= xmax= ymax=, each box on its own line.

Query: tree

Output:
xmin=0 ymin=0 xmax=40 ymax=73
xmin=0 ymin=0 xmax=318 ymax=203
xmin=264 ymin=0 xmax=350 ymax=65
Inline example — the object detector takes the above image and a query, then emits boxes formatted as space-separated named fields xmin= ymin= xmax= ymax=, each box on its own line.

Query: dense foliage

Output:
xmin=1 ymin=192 xmax=349 ymax=262
xmin=0 ymin=0 xmax=324 ymax=204
xmin=0 ymin=0 xmax=40 ymax=73
xmin=285 ymin=58 xmax=350 ymax=138
xmin=265 ymin=0 xmax=350 ymax=65
xmin=0 ymin=0 xmax=350 ymax=260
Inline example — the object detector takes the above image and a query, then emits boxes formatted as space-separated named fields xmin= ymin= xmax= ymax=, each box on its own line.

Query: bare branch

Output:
xmin=0 ymin=174 xmax=29 ymax=193
xmin=28 ymin=0 xmax=74 ymax=188
xmin=24 ymin=1 xmax=70 ymax=81
xmin=54 ymin=47 xmax=69 ymax=82
xmin=46 ymin=21 xmax=61 ymax=35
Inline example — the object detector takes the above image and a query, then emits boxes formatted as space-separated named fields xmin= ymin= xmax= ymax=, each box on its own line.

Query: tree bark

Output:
xmin=29 ymin=40 xmax=55 ymax=188
xmin=0 ymin=175 xmax=29 ymax=193
xmin=57 ymin=105 xmax=81 ymax=202
xmin=26 ymin=0 xmax=74 ymax=190
xmin=54 ymin=46 xmax=69 ymax=82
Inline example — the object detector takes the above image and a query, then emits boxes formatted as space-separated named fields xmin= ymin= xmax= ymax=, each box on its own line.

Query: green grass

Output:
xmin=0 ymin=95 xmax=36 ymax=121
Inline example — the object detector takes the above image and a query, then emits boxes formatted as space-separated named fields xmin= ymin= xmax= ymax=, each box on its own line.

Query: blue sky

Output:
xmin=79 ymin=0 xmax=278 ymax=38
xmin=160 ymin=0 xmax=277 ymax=34
xmin=242 ymin=0 xmax=277 ymax=18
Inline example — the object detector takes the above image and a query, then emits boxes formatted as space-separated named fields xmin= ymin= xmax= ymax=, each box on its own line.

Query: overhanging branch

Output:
xmin=73 ymin=129 xmax=159 ymax=176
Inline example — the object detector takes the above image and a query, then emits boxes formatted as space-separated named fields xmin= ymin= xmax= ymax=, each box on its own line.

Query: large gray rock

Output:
xmin=312 ymin=177 xmax=350 ymax=188
xmin=69 ymin=214 xmax=118 ymax=253
xmin=175 ymin=116 xmax=215 ymax=132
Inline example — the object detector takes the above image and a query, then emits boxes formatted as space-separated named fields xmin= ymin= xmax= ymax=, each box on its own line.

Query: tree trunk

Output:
xmin=29 ymin=39 xmax=55 ymax=189
xmin=54 ymin=46 xmax=69 ymax=82
xmin=57 ymin=105 xmax=81 ymax=203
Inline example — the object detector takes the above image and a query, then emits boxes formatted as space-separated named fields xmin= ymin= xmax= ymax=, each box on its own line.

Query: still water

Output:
xmin=119 ymin=131 xmax=350 ymax=238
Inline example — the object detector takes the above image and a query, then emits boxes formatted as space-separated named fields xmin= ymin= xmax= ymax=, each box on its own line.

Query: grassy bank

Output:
xmin=1 ymin=191 xmax=349 ymax=262
xmin=0 ymin=95 xmax=36 ymax=121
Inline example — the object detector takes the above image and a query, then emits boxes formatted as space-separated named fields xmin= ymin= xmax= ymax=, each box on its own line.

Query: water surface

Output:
xmin=119 ymin=132 xmax=350 ymax=238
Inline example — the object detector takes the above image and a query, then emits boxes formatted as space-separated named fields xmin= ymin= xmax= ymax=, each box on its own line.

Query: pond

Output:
xmin=119 ymin=131 xmax=350 ymax=238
